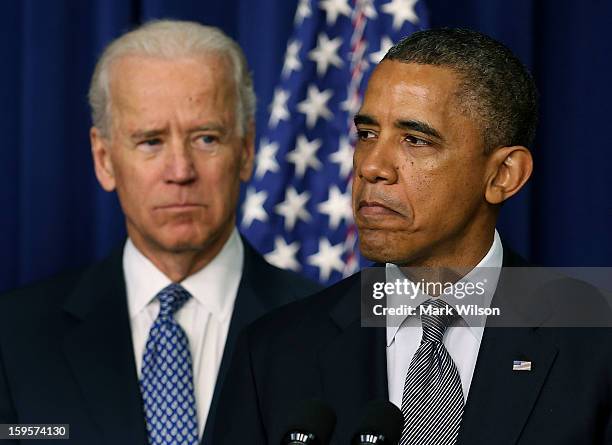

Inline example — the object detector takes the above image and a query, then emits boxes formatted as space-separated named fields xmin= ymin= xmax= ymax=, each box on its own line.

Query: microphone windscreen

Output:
xmin=284 ymin=398 xmax=337 ymax=444
xmin=353 ymin=400 xmax=404 ymax=444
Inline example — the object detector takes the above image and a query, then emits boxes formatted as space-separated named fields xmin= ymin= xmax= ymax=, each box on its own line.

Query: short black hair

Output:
xmin=384 ymin=28 xmax=538 ymax=152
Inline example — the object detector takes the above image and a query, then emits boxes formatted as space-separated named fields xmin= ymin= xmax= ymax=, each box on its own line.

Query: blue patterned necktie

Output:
xmin=140 ymin=283 xmax=199 ymax=445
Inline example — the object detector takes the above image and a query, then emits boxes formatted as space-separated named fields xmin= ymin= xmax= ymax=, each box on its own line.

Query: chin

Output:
xmin=154 ymin=229 xmax=211 ymax=253
xmin=358 ymin=229 xmax=424 ymax=265
xmin=360 ymin=245 xmax=401 ymax=264
xmin=166 ymin=240 xmax=208 ymax=253
xmin=161 ymin=223 xmax=233 ymax=254
xmin=359 ymin=234 xmax=400 ymax=263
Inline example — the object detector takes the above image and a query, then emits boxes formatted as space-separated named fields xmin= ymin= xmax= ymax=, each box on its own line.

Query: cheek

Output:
xmin=351 ymin=175 xmax=363 ymax=209
xmin=197 ymin=155 xmax=242 ymax=207
xmin=400 ymin=157 xmax=483 ymax=223
xmin=112 ymin=160 xmax=158 ymax=210
xmin=397 ymin=159 xmax=440 ymax=209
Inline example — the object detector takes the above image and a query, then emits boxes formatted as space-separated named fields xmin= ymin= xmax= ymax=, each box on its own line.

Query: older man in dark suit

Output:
xmin=0 ymin=20 xmax=320 ymax=445
xmin=213 ymin=29 xmax=612 ymax=444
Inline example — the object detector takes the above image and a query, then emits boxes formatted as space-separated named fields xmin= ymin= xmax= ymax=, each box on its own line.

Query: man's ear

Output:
xmin=90 ymin=127 xmax=117 ymax=192
xmin=239 ymin=121 xmax=255 ymax=182
xmin=485 ymin=146 xmax=533 ymax=205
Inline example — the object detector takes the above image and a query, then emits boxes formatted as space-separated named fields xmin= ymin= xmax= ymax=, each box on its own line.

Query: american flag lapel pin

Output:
xmin=513 ymin=360 xmax=532 ymax=371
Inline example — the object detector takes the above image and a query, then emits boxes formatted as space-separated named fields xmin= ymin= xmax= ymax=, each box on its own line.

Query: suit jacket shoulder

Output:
xmin=0 ymin=264 xmax=89 ymax=316
xmin=0 ymin=248 xmax=146 ymax=445
xmin=215 ymin=251 xmax=612 ymax=445
xmin=0 ymin=239 xmax=323 ymax=445
xmin=193 ymin=237 xmax=324 ymax=444
xmin=213 ymin=272 xmax=383 ymax=444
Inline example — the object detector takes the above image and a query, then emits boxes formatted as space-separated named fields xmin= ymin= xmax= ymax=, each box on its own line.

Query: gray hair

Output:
xmin=88 ymin=19 xmax=256 ymax=137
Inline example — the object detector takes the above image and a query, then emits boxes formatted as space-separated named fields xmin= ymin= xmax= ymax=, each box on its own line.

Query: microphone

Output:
xmin=351 ymin=401 xmax=404 ymax=445
xmin=280 ymin=399 xmax=337 ymax=445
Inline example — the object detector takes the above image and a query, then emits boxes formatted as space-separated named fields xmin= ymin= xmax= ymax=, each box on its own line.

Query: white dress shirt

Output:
xmin=123 ymin=228 xmax=243 ymax=438
xmin=386 ymin=230 xmax=503 ymax=408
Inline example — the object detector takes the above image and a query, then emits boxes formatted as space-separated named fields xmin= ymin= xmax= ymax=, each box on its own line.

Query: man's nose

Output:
xmin=165 ymin=140 xmax=197 ymax=184
xmin=356 ymin=138 xmax=398 ymax=184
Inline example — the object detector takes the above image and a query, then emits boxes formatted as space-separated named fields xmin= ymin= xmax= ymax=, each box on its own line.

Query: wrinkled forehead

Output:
xmin=105 ymin=53 xmax=239 ymax=130
xmin=108 ymin=52 xmax=234 ymax=98
xmin=362 ymin=61 xmax=463 ymax=117
xmin=360 ymin=61 xmax=484 ymax=149
xmin=360 ymin=60 xmax=482 ymax=136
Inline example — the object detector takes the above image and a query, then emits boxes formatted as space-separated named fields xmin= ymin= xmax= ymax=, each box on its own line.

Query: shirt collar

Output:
xmin=124 ymin=227 xmax=244 ymax=322
xmin=385 ymin=229 xmax=503 ymax=347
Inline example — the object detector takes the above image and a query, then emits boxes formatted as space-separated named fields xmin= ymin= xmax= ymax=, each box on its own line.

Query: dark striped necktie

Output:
xmin=400 ymin=298 xmax=464 ymax=445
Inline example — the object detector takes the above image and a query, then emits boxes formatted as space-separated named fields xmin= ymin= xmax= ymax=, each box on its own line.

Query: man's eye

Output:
xmin=137 ymin=138 xmax=163 ymax=151
xmin=199 ymin=135 xmax=218 ymax=144
xmin=193 ymin=134 xmax=220 ymax=152
xmin=404 ymin=135 xmax=429 ymax=146
xmin=356 ymin=129 xmax=376 ymax=141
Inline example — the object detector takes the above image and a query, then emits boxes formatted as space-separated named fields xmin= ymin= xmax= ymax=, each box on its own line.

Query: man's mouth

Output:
xmin=155 ymin=203 xmax=204 ymax=210
xmin=357 ymin=200 xmax=401 ymax=216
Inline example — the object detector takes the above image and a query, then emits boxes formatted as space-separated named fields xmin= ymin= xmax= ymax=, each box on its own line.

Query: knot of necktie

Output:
xmin=419 ymin=298 xmax=458 ymax=343
xmin=156 ymin=283 xmax=191 ymax=319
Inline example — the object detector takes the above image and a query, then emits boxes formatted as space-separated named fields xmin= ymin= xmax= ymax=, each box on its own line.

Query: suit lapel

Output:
xmin=319 ymin=274 xmax=388 ymax=442
xmin=458 ymin=326 xmax=557 ymax=445
xmin=62 ymin=250 xmax=147 ymax=444
xmin=457 ymin=248 xmax=559 ymax=445
xmin=217 ymin=240 xmax=270 ymax=385
xmin=201 ymin=241 xmax=270 ymax=444
xmin=312 ymin=251 xmax=557 ymax=444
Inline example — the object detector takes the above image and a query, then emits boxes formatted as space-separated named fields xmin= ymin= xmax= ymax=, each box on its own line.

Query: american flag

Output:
xmin=240 ymin=0 xmax=429 ymax=285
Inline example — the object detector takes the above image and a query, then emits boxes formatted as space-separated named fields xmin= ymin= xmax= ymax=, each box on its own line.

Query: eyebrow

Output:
xmin=354 ymin=114 xmax=444 ymax=141
xmin=396 ymin=119 xmax=444 ymax=141
xmin=354 ymin=114 xmax=378 ymax=126
xmin=189 ymin=124 xmax=226 ymax=134
xmin=130 ymin=128 xmax=167 ymax=141
xmin=129 ymin=124 xmax=227 ymax=141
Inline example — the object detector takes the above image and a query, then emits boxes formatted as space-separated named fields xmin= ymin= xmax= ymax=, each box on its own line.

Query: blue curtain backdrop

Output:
xmin=0 ymin=0 xmax=610 ymax=292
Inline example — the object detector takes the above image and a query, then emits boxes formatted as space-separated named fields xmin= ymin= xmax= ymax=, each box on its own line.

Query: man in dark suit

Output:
xmin=0 ymin=20 xmax=320 ymax=445
xmin=214 ymin=29 xmax=612 ymax=444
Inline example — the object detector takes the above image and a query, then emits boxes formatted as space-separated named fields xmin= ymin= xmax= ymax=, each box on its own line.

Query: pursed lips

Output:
xmin=357 ymin=200 xmax=402 ymax=217
xmin=154 ymin=203 xmax=205 ymax=210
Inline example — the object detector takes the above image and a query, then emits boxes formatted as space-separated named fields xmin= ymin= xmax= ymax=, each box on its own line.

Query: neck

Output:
xmin=399 ymin=218 xmax=497 ymax=286
xmin=128 ymin=226 xmax=234 ymax=283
